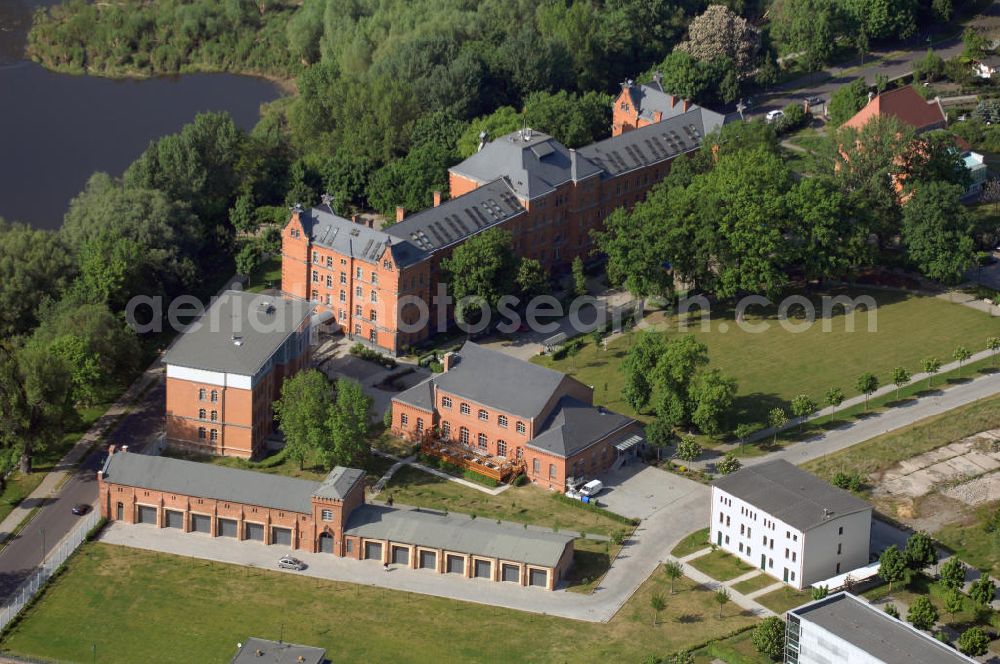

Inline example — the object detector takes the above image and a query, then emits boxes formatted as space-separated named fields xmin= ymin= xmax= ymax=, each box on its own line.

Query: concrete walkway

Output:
xmin=371 ymin=449 xmax=512 ymax=497
xmin=671 ymin=546 xmax=778 ymax=616
xmin=0 ymin=364 xmax=163 ymax=548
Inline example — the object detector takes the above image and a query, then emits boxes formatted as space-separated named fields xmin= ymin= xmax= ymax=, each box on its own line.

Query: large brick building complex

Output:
xmin=163 ymin=290 xmax=313 ymax=459
xmin=282 ymin=87 xmax=728 ymax=354
xmin=392 ymin=342 xmax=644 ymax=491
xmin=98 ymin=448 xmax=574 ymax=590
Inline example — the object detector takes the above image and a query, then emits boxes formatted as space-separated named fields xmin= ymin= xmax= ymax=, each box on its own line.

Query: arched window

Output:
xmin=477 ymin=433 xmax=487 ymax=449
xmin=497 ymin=440 xmax=507 ymax=457
xmin=210 ymin=410 xmax=218 ymax=422
xmin=478 ymin=409 xmax=488 ymax=422
xmin=459 ymin=427 xmax=469 ymax=445
xmin=210 ymin=390 xmax=219 ymax=403
xmin=198 ymin=409 xmax=206 ymax=419
xmin=441 ymin=421 xmax=451 ymax=438
xmin=460 ymin=403 xmax=470 ymax=415
xmin=441 ymin=396 xmax=452 ymax=408
xmin=198 ymin=388 xmax=206 ymax=401
xmin=415 ymin=417 xmax=424 ymax=433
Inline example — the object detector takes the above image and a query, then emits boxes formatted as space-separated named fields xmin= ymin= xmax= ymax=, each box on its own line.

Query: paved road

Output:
xmin=0 ymin=379 xmax=164 ymax=599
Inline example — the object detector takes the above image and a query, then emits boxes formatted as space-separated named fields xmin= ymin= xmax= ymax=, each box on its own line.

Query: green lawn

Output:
xmin=689 ymin=549 xmax=754 ymax=582
xmin=0 ymin=544 xmax=757 ymax=664
xmin=564 ymin=537 xmax=621 ymax=594
xmin=935 ymin=503 xmax=1000 ymax=579
xmin=863 ymin=574 xmax=1000 ymax=632
xmin=375 ymin=466 xmax=627 ymax=537
xmin=693 ymin=628 xmax=770 ymax=664
xmin=532 ymin=288 xmax=998 ymax=427
xmin=671 ymin=528 xmax=711 ymax=558
xmin=755 ymin=586 xmax=813 ymax=615
xmin=732 ymin=573 xmax=780 ymax=596
xmin=244 ymin=255 xmax=282 ymax=293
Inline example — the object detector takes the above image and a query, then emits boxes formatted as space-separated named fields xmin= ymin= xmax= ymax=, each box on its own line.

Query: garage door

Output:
xmin=245 ymin=522 xmax=264 ymax=542
xmin=391 ymin=546 xmax=409 ymax=565
xmin=474 ymin=559 xmax=492 ymax=579
xmin=529 ymin=568 xmax=548 ymax=587
xmin=136 ymin=505 xmax=157 ymax=525
xmin=217 ymin=518 xmax=238 ymax=538
xmin=190 ymin=514 xmax=211 ymax=534
xmin=271 ymin=527 xmax=292 ymax=547
xmin=364 ymin=541 xmax=383 ymax=561
xmin=419 ymin=550 xmax=437 ymax=570
xmin=164 ymin=510 xmax=184 ymax=529
xmin=446 ymin=554 xmax=465 ymax=575
xmin=318 ymin=532 xmax=333 ymax=553
xmin=502 ymin=564 xmax=520 ymax=583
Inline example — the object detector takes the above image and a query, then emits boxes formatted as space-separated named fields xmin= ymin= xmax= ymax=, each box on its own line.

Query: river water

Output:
xmin=0 ymin=0 xmax=283 ymax=230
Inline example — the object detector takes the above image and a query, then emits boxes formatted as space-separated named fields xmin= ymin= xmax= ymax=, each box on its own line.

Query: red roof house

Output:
xmin=841 ymin=85 xmax=946 ymax=134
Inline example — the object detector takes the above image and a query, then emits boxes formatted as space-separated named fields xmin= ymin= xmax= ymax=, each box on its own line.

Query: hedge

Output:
xmin=551 ymin=492 xmax=639 ymax=526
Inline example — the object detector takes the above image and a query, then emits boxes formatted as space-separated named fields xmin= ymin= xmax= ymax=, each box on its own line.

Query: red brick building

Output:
xmin=611 ymin=73 xmax=701 ymax=136
xmin=163 ymin=290 xmax=313 ymax=459
xmin=392 ymin=342 xmax=644 ymax=492
xmin=282 ymin=90 xmax=728 ymax=354
xmin=98 ymin=448 xmax=574 ymax=589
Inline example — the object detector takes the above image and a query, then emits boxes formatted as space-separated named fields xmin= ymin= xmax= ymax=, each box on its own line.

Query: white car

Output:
xmin=278 ymin=556 xmax=306 ymax=571
xmin=765 ymin=109 xmax=785 ymax=124
xmin=579 ymin=479 xmax=604 ymax=497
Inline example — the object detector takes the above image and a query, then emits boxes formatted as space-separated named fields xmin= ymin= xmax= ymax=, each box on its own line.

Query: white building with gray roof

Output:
xmin=786 ymin=592 xmax=976 ymax=663
xmin=711 ymin=459 xmax=872 ymax=589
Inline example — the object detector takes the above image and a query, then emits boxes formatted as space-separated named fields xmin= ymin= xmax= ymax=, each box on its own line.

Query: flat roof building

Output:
xmin=786 ymin=592 xmax=975 ymax=663
xmin=712 ymin=460 xmax=872 ymax=589
xmin=232 ymin=638 xmax=326 ymax=664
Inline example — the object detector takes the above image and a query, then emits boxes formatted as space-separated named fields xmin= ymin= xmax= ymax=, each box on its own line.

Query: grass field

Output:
xmin=375 ymin=465 xmax=628 ymax=537
xmin=935 ymin=502 xmax=1000 ymax=578
xmin=755 ymin=586 xmax=813 ymax=615
xmin=689 ymin=549 xmax=754 ymax=582
xmin=245 ymin=255 xmax=282 ymax=293
xmin=0 ymin=544 xmax=758 ymax=664
xmin=863 ymin=574 xmax=1000 ymax=633
xmin=671 ymin=528 xmax=711 ymax=558
xmin=732 ymin=573 xmax=779 ymax=596
xmin=532 ymin=288 xmax=998 ymax=427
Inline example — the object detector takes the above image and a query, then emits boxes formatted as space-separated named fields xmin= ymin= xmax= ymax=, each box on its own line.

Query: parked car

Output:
xmin=579 ymin=479 xmax=604 ymax=497
xmin=805 ymin=96 xmax=823 ymax=106
xmin=278 ymin=556 xmax=306 ymax=571
xmin=71 ymin=504 xmax=90 ymax=516
xmin=765 ymin=109 xmax=785 ymax=124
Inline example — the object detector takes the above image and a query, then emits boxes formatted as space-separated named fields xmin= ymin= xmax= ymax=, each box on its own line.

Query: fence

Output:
xmin=0 ymin=508 xmax=101 ymax=632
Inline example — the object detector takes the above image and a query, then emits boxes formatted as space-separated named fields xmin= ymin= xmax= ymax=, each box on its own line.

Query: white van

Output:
xmin=579 ymin=480 xmax=604 ymax=497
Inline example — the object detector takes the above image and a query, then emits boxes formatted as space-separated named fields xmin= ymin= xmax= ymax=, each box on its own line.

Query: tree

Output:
xmin=891 ymin=367 xmax=911 ymax=400
xmin=523 ymin=90 xmax=612 ymax=148
xmin=383 ymin=405 xmax=393 ymax=429
xmin=621 ymin=332 xmax=668 ymax=412
xmin=571 ymin=256 xmax=587 ymax=297
xmin=235 ymin=239 xmax=263 ymax=279
xmin=366 ymin=142 xmax=454 ymax=217
xmin=688 ymin=369 xmax=737 ymax=435
xmin=912 ymin=49 xmax=945 ymax=83
xmin=856 ymin=373 xmax=879 ymax=410
xmin=904 ymin=532 xmax=937 ymax=572
xmin=733 ymin=423 xmax=754 ymax=453
xmin=939 ymin=557 xmax=967 ymax=590
xmin=515 ymin=258 xmax=548 ymax=300
xmin=675 ymin=435 xmax=702 ymax=462
xmin=879 ymin=545 xmax=907 ymax=593
xmin=907 ymin=596 xmax=939 ymax=631
xmin=664 ymin=561 xmax=683 ymax=594
xmin=922 ymin=357 xmax=941 ymax=388
xmin=440 ymin=229 xmax=519 ymax=325
xmin=958 ymin=627 xmax=990 ymax=656
xmin=457 ymin=107 xmax=522 ymax=158
xmin=716 ymin=453 xmax=742 ymax=475
xmin=944 ymin=588 xmax=964 ymax=622
xmin=884 ymin=602 xmax=900 ymax=619
xmin=828 ymin=79 xmax=869 ymax=126
xmin=650 ymin=592 xmax=666 ymax=626
xmin=968 ymin=575 xmax=996 ymax=607
xmin=677 ymin=5 xmax=760 ymax=78
xmin=714 ymin=587 xmax=731 ymax=618
xmin=767 ymin=407 xmax=788 ymax=443
xmin=953 ymin=345 xmax=972 ymax=377
xmin=988 ymin=337 xmax=1000 ymax=368
xmin=646 ymin=418 xmax=676 ymax=459
xmin=274 ymin=369 xmax=332 ymax=470
xmin=594 ymin=206 xmax=675 ymax=301
xmin=327 ymin=378 xmax=372 ymax=468
xmin=0 ymin=220 xmax=75 ymax=337
xmin=769 ymin=0 xmax=837 ymax=70
xmin=229 ymin=190 xmax=257 ymax=234
xmin=901 ymin=182 xmax=975 ymax=285
xmin=790 ymin=394 xmax=817 ymax=429
xmin=825 ymin=387 xmax=845 ymax=409
xmin=750 ymin=615 xmax=785 ymax=659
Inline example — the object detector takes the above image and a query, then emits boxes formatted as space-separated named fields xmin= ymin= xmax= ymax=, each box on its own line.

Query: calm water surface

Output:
xmin=0 ymin=0 xmax=282 ymax=229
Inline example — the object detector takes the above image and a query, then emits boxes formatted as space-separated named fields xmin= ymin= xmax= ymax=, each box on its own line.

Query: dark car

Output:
xmin=71 ymin=503 xmax=91 ymax=516
xmin=805 ymin=96 xmax=823 ymax=106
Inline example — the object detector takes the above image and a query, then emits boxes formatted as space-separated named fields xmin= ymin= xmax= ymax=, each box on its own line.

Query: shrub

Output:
xmin=349 ymin=343 xmax=397 ymax=368
xmin=751 ymin=616 xmax=785 ymax=659
xmin=512 ymin=473 xmax=527 ymax=486
xmin=429 ymin=360 xmax=444 ymax=373
xmin=551 ymin=492 xmax=639 ymax=525
xmin=675 ymin=435 xmax=703 ymax=462
xmin=958 ymin=626 xmax=990 ymax=656
xmin=884 ymin=602 xmax=899 ymax=619
xmin=776 ymin=103 xmax=808 ymax=134
xmin=832 ymin=471 xmax=865 ymax=492
xmin=716 ymin=453 xmax=741 ymax=475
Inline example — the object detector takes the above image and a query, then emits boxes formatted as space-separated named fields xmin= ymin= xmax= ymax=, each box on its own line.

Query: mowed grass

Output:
xmin=376 ymin=465 xmax=627 ymax=537
xmin=671 ymin=528 xmax=711 ymax=558
xmin=0 ymin=544 xmax=757 ymax=664
xmin=688 ymin=549 xmax=754 ymax=582
xmin=244 ymin=255 xmax=282 ymax=293
xmin=802 ymin=393 xmax=1000 ymax=483
xmin=532 ymin=289 xmax=998 ymax=425
xmin=755 ymin=586 xmax=813 ymax=615
xmin=935 ymin=501 xmax=1000 ymax=579
xmin=732 ymin=573 xmax=780 ymax=596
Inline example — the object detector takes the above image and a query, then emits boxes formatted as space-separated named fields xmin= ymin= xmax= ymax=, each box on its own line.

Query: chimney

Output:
xmin=442 ymin=352 xmax=457 ymax=371
xmin=433 ymin=190 xmax=442 ymax=207
xmin=670 ymin=95 xmax=677 ymax=108
xmin=121 ymin=445 xmax=129 ymax=454
xmin=868 ymin=91 xmax=875 ymax=103
xmin=683 ymin=99 xmax=690 ymax=112
xmin=652 ymin=71 xmax=663 ymax=88
xmin=367 ymin=217 xmax=375 ymax=229
xmin=396 ymin=206 xmax=405 ymax=222
xmin=351 ymin=214 xmax=361 ymax=225
xmin=569 ymin=148 xmax=578 ymax=181
xmin=108 ymin=444 xmax=117 ymax=456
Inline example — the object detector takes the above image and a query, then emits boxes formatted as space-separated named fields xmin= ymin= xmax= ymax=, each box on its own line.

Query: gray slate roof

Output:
xmin=302 ymin=205 xmax=427 ymax=268
xmin=101 ymin=452 xmax=363 ymax=513
xmin=578 ymin=107 xmax=727 ymax=177
xmin=386 ymin=178 xmax=526 ymax=253
xmin=449 ymin=129 xmax=603 ymax=199
xmin=232 ymin=638 xmax=326 ymax=664
xmin=344 ymin=504 xmax=574 ymax=567
xmin=527 ymin=396 xmax=636 ymax=458
xmin=624 ymin=81 xmax=702 ymax=123
xmin=396 ymin=342 xmax=569 ymax=420
xmin=313 ymin=466 xmax=365 ymax=501
xmin=791 ymin=593 xmax=975 ymax=664
xmin=162 ymin=291 xmax=312 ymax=377
xmin=712 ymin=459 xmax=871 ymax=532
xmin=393 ymin=376 xmax=435 ymax=411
